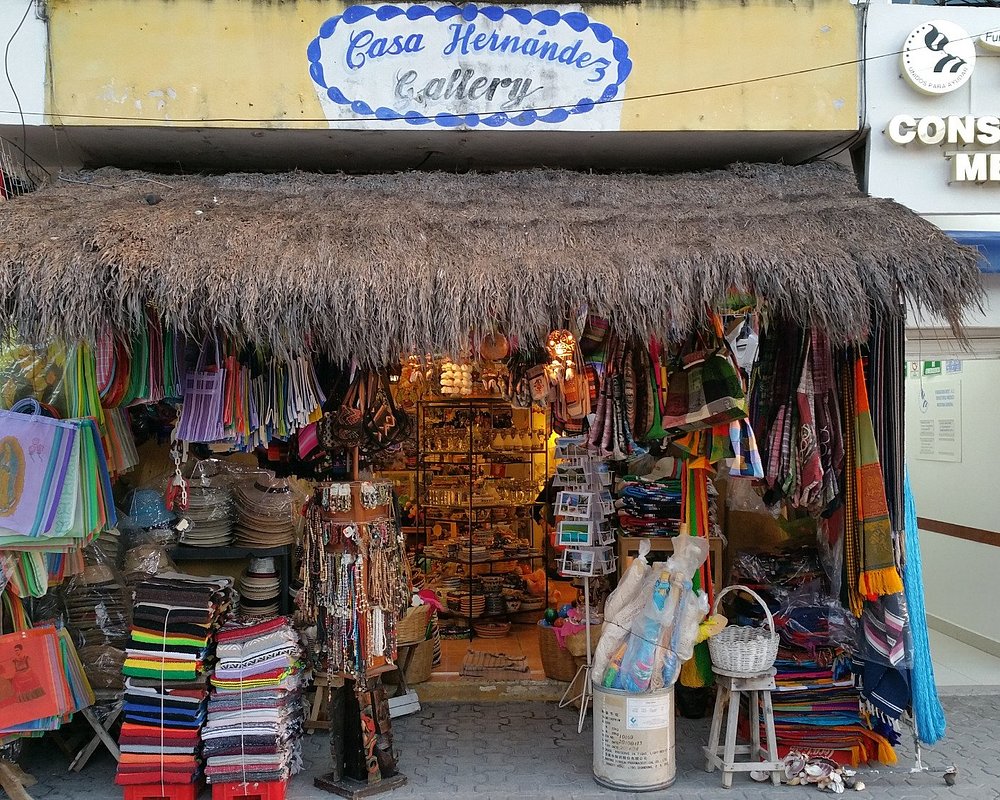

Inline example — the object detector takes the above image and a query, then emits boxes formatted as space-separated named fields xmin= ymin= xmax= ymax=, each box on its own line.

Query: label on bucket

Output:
xmin=625 ymin=697 xmax=671 ymax=730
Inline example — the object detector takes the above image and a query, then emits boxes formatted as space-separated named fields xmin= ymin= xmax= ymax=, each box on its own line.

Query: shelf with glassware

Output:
xmin=415 ymin=398 xmax=551 ymax=637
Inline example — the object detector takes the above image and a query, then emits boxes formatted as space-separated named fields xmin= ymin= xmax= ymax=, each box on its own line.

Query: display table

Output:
xmin=617 ymin=536 xmax=724 ymax=593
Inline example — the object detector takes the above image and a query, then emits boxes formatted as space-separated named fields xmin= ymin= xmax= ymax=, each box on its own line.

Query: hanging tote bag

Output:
xmin=661 ymin=323 xmax=747 ymax=432
xmin=173 ymin=335 xmax=227 ymax=443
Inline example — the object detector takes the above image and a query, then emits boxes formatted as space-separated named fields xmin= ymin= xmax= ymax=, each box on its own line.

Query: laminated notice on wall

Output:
xmin=916 ymin=380 xmax=962 ymax=463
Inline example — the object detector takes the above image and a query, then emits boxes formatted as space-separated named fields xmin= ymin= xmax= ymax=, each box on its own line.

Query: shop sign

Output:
xmin=308 ymin=3 xmax=632 ymax=130
xmin=900 ymin=20 xmax=976 ymax=95
xmin=980 ymin=29 xmax=1000 ymax=52
xmin=922 ymin=360 xmax=942 ymax=376
xmin=885 ymin=115 xmax=1000 ymax=183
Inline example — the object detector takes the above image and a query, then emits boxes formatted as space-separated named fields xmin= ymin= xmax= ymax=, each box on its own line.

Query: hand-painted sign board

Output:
xmin=308 ymin=3 xmax=632 ymax=130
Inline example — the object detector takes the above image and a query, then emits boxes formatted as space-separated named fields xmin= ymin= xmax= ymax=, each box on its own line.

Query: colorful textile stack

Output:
xmin=202 ymin=617 xmax=304 ymax=784
xmin=116 ymin=573 xmax=232 ymax=787
xmin=615 ymin=478 xmax=682 ymax=537
xmin=770 ymin=630 xmax=895 ymax=766
xmin=729 ymin=550 xmax=897 ymax=766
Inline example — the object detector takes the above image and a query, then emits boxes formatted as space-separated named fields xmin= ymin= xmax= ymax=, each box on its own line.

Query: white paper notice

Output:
xmin=626 ymin=697 xmax=671 ymax=730
xmin=916 ymin=380 xmax=962 ymax=463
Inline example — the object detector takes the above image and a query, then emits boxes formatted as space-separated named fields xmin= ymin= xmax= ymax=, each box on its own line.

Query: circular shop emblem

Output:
xmin=901 ymin=20 xmax=976 ymax=95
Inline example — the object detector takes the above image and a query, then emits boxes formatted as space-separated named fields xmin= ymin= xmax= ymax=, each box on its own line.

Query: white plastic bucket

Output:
xmin=592 ymin=684 xmax=675 ymax=792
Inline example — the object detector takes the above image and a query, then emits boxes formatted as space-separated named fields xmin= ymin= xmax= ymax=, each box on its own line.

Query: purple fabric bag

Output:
xmin=174 ymin=336 xmax=226 ymax=443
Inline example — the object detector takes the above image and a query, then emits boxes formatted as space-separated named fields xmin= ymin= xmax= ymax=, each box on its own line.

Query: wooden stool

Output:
xmin=703 ymin=669 xmax=782 ymax=789
xmin=386 ymin=640 xmax=421 ymax=719
xmin=69 ymin=695 xmax=124 ymax=771
xmin=306 ymin=672 xmax=343 ymax=733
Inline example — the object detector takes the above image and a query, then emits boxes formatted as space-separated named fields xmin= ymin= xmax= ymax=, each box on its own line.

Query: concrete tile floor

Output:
xmin=16 ymin=695 xmax=1000 ymax=800
xmin=928 ymin=629 xmax=1000 ymax=688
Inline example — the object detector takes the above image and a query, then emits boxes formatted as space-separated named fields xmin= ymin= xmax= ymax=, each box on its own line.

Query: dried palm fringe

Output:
xmin=0 ymin=163 xmax=984 ymax=362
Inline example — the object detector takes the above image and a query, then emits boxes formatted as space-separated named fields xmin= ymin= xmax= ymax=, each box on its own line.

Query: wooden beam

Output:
xmin=917 ymin=517 xmax=1000 ymax=548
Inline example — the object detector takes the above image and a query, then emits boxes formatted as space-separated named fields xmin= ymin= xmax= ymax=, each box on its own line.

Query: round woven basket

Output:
xmin=707 ymin=585 xmax=779 ymax=676
xmin=538 ymin=624 xmax=577 ymax=682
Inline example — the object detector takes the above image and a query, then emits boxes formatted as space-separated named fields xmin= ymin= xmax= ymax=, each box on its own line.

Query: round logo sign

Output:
xmin=0 ymin=436 xmax=25 ymax=517
xmin=901 ymin=20 xmax=976 ymax=95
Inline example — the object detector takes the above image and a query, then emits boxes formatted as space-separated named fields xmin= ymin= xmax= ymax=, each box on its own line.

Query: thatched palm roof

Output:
xmin=0 ymin=163 xmax=983 ymax=363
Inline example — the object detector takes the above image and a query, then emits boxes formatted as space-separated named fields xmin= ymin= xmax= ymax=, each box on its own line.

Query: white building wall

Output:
xmin=0 ymin=0 xmax=46 ymax=128
xmin=904 ymin=360 xmax=1000 ymax=651
xmin=864 ymin=2 xmax=1000 ymax=234
xmin=866 ymin=0 xmax=1000 ymax=652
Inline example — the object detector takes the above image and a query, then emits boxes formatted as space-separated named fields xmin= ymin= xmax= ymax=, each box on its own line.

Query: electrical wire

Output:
xmin=0 ymin=133 xmax=50 ymax=176
xmin=3 ymin=0 xmax=34 ymax=181
xmin=2 ymin=23 xmax=998 ymax=128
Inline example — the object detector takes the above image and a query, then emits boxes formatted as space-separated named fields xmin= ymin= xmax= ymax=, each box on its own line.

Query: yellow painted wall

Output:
xmin=46 ymin=0 xmax=858 ymax=132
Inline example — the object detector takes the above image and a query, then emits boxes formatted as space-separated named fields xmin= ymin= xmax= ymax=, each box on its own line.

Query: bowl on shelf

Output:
xmin=473 ymin=621 xmax=511 ymax=638
xmin=520 ymin=596 xmax=546 ymax=612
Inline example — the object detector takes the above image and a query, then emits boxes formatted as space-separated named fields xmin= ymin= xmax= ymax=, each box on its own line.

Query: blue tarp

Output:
xmin=948 ymin=230 xmax=1000 ymax=274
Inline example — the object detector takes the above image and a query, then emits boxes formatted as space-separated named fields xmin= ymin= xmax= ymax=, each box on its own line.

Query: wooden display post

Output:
xmin=314 ymin=679 xmax=407 ymax=798
xmin=314 ymin=449 xmax=408 ymax=799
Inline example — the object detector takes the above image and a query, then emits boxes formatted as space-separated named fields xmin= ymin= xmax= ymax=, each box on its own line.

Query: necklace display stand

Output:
xmin=313 ymin=448 xmax=408 ymax=799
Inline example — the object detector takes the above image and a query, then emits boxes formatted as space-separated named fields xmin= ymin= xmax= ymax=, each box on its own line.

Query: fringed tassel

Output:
xmin=859 ymin=567 xmax=904 ymax=599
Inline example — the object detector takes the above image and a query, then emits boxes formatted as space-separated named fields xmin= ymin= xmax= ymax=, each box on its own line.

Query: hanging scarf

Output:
xmin=841 ymin=360 xmax=863 ymax=617
xmin=678 ymin=460 xmax=714 ymax=688
xmin=793 ymin=334 xmax=824 ymax=509
xmin=902 ymin=470 xmax=946 ymax=745
xmin=850 ymin=356 xmax=904 ymax=601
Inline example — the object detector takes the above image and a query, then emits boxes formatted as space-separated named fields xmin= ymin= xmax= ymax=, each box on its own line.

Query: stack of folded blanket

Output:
xmin=615 ymin=479 xmax=682 ymax=537
xmin=729 ymin=549 xmax=897 ymax=767
xmin=202 ymin=616 xmax=304 ymax=785
xmin=116 ymin=573 xmax=233 ymax=786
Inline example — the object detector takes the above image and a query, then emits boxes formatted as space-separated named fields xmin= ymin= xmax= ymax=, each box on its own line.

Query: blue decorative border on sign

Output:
xmin=307 ymin=3 xmax=633 ymax=127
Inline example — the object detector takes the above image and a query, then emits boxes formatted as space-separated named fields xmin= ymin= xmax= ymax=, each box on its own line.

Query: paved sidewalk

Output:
xmin=16 ymin=694 xmax=1000 ymax=800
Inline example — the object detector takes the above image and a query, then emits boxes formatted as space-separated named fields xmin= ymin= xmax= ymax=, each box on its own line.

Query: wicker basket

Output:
xmin=396 ymin=604 xmax=432 ymax=645
xmin=538 ymin=624 xmax=577 ymax=682
xmin=383 ymin=639 xmax=434 ymax=686
xmin=708 ymin=585 xmax=779 ymax=676
xmin=404 ymin=639 xmax=434 ymax=684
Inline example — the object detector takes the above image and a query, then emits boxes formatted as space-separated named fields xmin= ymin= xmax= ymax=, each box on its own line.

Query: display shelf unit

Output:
xmin=416 ymin=398 xmax=549 ymax=637
xmin=422 ymin=553 xmax=543 ymax=564
xmin=168 ymin=544 xmax=292 ymax=615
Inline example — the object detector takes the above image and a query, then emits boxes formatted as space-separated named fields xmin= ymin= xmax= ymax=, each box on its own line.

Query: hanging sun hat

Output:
xmin=232 ymin=475 xmax=296 ymax=547
xmin=125 ymin=488 xmax=176 ymax=529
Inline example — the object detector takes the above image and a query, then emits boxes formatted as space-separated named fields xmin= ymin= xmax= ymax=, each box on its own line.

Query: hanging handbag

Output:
xmin=661 ymin=324 xmax=747 ymax=432
xmin=360 ymin=371 xmax=410 ymax=454
xmin=174 ymin=334 xmax=227 ymax=443
xmin=317 ymin=368 xmax=367 ymax=450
